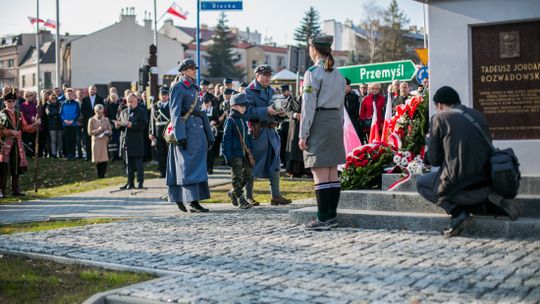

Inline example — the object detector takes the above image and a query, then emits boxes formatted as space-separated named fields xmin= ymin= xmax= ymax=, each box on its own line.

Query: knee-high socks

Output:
xmin=314 ymin=182 xmax=341 ymax=221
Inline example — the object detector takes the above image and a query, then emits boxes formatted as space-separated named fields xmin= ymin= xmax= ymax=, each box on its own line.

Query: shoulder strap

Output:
xmin=451 ymin=108 xmax=495 ymax=151
xmin=230 ymin=119 xmax=252 ymax=157
xmin=182 ymin=93 xmax=199 ymax=121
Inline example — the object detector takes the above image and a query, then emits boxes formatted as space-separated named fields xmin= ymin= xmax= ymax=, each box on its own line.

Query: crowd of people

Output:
xmin=0 ymin=33 xmax=514 ymax=237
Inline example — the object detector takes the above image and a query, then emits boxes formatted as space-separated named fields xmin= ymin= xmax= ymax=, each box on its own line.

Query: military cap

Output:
xmin=224 ymin=88 xmax=235 ymax=95
xmin=160 ymin=87 xmax=169 ymax=95
xmin=240 ymin=82 xmax=248 ymax=88
xmin=308 ymin=34 xmax=334 ymax=46
xmin=280 ymin=84 xmax=290 ymax=92
xmin=345 ymin=77 xmax=351 ymax=85
xmin=254 ymin=64 xmax=272 ymax=75
xmin=178 ymin=58 xmax=198 ymax=71
xmin=3 ymin=92 xmax=16 ymax=100
xmin=230 ymin=93 xmax=248 ymax=106
xmin=223 ymin=78 xmax=233 ymax=84
xmin=200 ymin=79 xmax=210 ymax=86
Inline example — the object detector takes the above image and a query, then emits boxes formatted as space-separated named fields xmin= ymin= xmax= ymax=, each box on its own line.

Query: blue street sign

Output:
xmin=416 ymin=65 xmax=429 ymax=84
xmin=201 ymin=1 xmax=243 ymax=10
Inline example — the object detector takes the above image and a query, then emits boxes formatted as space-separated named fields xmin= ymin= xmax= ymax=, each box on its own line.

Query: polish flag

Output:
xmin=43 ymin=19 xmax=57 ymax=29
xmin=343 ymin=108 xmax=362 ymax=157
xmin=28 ymin=16 xmax=45 ymax=25
xmin=368 ymin=100 xmax=380 ymax=143
xmin=381 ymin=89 xmax=394 ymax=142
xmin=167 ymin=3 xmax=189 ymax=20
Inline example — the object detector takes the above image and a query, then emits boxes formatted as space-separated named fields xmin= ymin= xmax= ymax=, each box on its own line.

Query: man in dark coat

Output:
xmin=344 ymin=78 xmax=363 ymax=144
xmin=81 ymin=85 xmax=104 ymax=161
xmin=117 ymin=93 xmax=148 ymax=189
xmin=416 ymin=86 xmax=518 ymax=238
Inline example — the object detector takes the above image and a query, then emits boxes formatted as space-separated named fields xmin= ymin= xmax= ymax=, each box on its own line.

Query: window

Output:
xmin=32 ymin=73 xmax=36 ymax=86
xmin=7 ymin=59 xmax=14 ymax=68
xmin=265 ymin=55 xmax=270 ymax=65
xmin=0 ymin=61 xmax=3 ymax=68
xmin=277 ymin=56 xmax=284 ymax=67
xmin=44 ymin=72 xmax=52 ymax=89
xmin=22 ymin=75 xmax=26 ymax=87
xmin=251 ymin=60 xmax=257 ymax=68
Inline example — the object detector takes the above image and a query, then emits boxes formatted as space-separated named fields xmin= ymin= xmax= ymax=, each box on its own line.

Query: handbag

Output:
xmin=163 ymin=93 xmax=199 ymax=145
xmin=452 ymin=108 xmax=521 ymax=199
xmin=231 ymin=119 xmax=256 ymax=166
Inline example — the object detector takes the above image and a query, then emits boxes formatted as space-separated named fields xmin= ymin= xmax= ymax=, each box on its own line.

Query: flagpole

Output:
xmin=196 ymin=0 xmax=200 ymax=84
xmin=153 ymin=0 xmax=158 ymax=49
xmin=36 ymin=0 xmax=40 ymax=94
xmin=55 ymin=0 xmax=60 ymax=87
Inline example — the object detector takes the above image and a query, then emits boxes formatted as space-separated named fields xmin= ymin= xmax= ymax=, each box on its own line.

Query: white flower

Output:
xmin=407 ymin=162 xmax=417 ymax=172
xmin=393 ymin=155 xmax=401 ymax=163
xmin=400 ymin=157 xmax=409 ymax=166
xmin=403 ymin=151 xmax=412 ymax=158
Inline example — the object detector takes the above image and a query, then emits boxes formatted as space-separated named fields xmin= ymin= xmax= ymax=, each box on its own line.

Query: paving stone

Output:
xmin=1 ymin=205 xmax=539 ymax=303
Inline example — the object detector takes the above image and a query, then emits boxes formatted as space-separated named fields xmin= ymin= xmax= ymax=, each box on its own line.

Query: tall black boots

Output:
xmin=96 ymin=162 xmax=107 ymax=178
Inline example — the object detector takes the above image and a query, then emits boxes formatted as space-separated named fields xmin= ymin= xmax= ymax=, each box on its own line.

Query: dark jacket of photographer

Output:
xmin=428 ymin=104 xmax=492 ymax=199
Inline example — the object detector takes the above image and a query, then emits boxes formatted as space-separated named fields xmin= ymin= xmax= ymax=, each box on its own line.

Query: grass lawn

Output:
xmin=0 ymin=218 xmax=124 ymax=235
xmin=0 ymin=254 xmax=155 ymax=304
xmin=202 ymin=178 xmax=315 ymax=204
xmin=1 ymin=158 xmax=158 ymax=205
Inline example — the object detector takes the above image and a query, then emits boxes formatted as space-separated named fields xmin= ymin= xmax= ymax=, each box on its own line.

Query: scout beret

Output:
xmin=433 ymin=86 xmax=461 ymax=105
xmin=200 ymin=79 xmax=210 ymax=86
xmin=224 ymin=88 xmax=234 ymax=95
xmin=178 ymin=59 xmax=198 ymax=71
xmin=160 ymin=87 xmax=169 ymax=95
xmin=223 ymin=78 xmax=233 ymax=84
xmin=240 ymin=82 xmax=248 ymax=88
xmin=254 ymin=64 xmax=272 ymax=75
xmin=308 ymin=34 xmax=334 ymax=46
xmin=230 ymin=93 xmax=248 ymax=106
xmin=280 ymin=84 xmax=290 ymax=91
xmin=3 ymin=92 xmax=16 ymax=100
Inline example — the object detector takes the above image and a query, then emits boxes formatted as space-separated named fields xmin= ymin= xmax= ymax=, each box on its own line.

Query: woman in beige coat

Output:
xmin=88 ymin=104 xmax=112 ymax=178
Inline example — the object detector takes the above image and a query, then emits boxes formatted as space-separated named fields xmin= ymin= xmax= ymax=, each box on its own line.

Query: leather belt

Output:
xmin=316 ymin=107 xmax=338 ymax=111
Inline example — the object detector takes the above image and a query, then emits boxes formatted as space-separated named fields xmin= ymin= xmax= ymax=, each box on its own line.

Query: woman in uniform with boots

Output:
xmin=167 ymin=59 xmax=215 ymax=213
xmin=299 ymin=34 xmax=347 ymax=230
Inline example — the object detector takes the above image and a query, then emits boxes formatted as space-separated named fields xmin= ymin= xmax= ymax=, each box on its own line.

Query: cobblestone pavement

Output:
xmin=0 ymin=167 xmax=231 ymax=224
xmin=1 ymin=205 xmax=539 ymax=303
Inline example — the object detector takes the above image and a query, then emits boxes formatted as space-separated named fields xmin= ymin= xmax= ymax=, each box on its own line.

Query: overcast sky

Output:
xmin=1 ymin=0 xmax=426 ymax=45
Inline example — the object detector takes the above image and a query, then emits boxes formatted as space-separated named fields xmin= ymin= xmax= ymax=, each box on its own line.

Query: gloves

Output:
xmin=178 ymin=139 xmax=187 ymax=150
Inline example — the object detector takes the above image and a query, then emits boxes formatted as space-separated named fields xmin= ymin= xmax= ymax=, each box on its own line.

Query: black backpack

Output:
xmin=452 ymin=109 xmax=521 ymax=199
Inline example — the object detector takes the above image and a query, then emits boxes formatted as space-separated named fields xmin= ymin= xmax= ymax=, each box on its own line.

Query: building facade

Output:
xmin=65 ymin=11 xmax=184 ymax=89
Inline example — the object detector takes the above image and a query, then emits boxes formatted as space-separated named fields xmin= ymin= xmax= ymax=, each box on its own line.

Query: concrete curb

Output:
xmin=82 ymin=277 xmax=173 ymax=304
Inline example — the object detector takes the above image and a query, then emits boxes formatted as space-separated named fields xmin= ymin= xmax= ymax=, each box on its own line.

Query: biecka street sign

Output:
xmin=200 ymin=0 xmax=243 ymax=10
xmin=338 ymin=60 xmax=418 ymax=84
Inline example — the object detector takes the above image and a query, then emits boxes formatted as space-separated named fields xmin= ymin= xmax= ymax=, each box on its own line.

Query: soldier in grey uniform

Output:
xmin=299 ymin=34 xmax=346 ymax=230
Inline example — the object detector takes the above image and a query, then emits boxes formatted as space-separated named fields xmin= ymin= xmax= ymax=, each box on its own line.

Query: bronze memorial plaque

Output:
xmin=471 ymin=20 xmax=540 ymax=140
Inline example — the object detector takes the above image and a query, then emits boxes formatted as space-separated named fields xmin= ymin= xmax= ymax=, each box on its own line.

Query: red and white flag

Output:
xmin=167 ymin=3 xmax=189 ymax=20
xmin=43 ymin=19 xmax=57 ymax=29
xmin=368 ymin=100 xmax=380 ymax=143
xmin=381 ymin=88 xmax=394 ymax=142
xmin=27 ymin=16 xmax=45 ymax=25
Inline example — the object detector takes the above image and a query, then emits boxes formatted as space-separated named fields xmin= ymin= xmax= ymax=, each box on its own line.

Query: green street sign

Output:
xmin=338 ymin=60 xmax=418 ymax=84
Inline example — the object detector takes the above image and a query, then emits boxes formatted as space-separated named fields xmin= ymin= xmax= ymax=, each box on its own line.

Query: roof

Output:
xmin=175 ymin=26 xmax=236 ymax=42
xmin=271 ymin=69 xmax=299 ymax=81
xmin=260 ymin=45 xmax=288 ymax=54
xmin=19 ymin=40 xmax=56 ymax=66
xmin=0 ymin=35 xmax=22 ymax=48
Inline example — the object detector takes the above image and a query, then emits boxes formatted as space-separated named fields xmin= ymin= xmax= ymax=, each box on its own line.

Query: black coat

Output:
xmin=45 ymin=102 xmax=62 ymax=130
xmin=81 ymin=95 xmax=104 ymax=125
xmin=344 ymin=91 xmax=362 ymax=137
xmin=285 ymin=96 xmax=303 ymax=162
xmin=119 ymin=106 xmax=148 ymax=157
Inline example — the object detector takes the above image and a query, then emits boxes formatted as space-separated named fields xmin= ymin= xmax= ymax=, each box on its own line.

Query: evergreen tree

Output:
xmin=294 ymin=6 xmax=321 ymax=47
xmin=205 ymin=12 xmax=244 ymax=79
xmin=378 ymin=0 xmax=410 ymax=61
